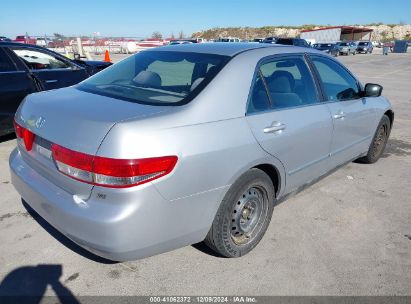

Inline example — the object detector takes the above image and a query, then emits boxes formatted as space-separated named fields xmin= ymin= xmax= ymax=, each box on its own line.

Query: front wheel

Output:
xmin=357 ymin=115 xmax=391 ymax=164
xmin=204 ymin=168 xmax=275 ymax=258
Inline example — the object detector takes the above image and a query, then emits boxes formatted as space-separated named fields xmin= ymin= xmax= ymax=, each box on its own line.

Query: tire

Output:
xmin=204 ymin=168 xmax=275 ymax=258
xmin=357 ymin=115 xmax=391 ymax=164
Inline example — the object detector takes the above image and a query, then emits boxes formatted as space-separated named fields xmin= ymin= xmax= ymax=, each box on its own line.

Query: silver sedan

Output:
xmin=10 ymin=43 xmax=393 ymax=261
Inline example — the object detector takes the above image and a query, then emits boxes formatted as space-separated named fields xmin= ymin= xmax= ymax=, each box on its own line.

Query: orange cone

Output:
xmin=104 ymin=50 xmax=111 ymax=62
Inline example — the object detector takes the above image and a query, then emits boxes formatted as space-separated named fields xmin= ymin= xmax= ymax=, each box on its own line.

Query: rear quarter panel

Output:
xmin=96 ymin=114 xmax=286 ymax=243
xmin=96 ymin=115 xmax=286 ymax=201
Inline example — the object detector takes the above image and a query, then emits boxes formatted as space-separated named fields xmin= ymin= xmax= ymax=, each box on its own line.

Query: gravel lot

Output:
xmin=0 ymin=49 xmax=410 ymax=297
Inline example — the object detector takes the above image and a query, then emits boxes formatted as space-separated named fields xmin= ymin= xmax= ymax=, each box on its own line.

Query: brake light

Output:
xmin=14 ymin=120 xmax=35 ymax=151
xmin=51 ymin=144 xmax=177 ymax=188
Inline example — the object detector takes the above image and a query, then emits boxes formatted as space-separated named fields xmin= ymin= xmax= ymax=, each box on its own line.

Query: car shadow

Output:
xmin=0 ymin=133 xmax=16 ymax=143
xmin=0 ymin=264 xmax=80 ymax=304
xmin=191 ymin=242 xmax=225 ymax=258
xmin=22 ymin=199 xmax=117 ymax=265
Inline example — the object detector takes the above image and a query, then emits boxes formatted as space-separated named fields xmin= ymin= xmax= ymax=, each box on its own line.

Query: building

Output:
xmin=300 ymin=26 xmax=373 ymax=43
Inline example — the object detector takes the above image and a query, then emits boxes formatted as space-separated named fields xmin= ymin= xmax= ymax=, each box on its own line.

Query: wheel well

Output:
xmin=253 ymin=164 xmax=280 ymax=197
xmin=385 ymin=110 xmax=394 ymax=127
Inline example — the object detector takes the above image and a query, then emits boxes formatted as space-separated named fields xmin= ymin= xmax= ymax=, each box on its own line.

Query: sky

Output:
xmin=1 ymin=0 xmax=410 ymax=38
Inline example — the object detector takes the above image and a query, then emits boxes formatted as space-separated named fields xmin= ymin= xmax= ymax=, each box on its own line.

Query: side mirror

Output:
xmin=364 ymin=83 xmax=383 ymax=97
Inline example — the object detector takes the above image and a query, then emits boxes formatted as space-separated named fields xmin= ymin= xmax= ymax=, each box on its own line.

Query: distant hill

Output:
xmin=192 ymin=24 xmax=411 ymax=41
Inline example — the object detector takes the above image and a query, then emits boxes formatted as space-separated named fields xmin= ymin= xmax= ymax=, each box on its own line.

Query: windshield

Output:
xmin=78 ymin=51 xmax=230 ymax=105
xmin=339 ymin=42 xmax=349 ymax=46
xmin=359 ymin=42 xmax=368 ymax=46
xmin=320 ymin=44 xmax=333 ymax=47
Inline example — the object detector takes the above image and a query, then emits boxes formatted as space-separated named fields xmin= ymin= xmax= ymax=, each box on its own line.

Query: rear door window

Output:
xmin=248 ymin=55 xmax=318 ymax=112
xmin=247 ymin=72 xmax=270 ymax=114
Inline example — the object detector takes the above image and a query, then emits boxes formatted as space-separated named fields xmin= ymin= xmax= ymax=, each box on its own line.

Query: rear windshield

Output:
xmin=78 ymin=51 xmax=230 ymax=105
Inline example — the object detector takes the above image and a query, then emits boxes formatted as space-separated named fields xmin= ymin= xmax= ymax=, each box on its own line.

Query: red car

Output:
xmin=14 ymin=35 xmax=36 ymax=44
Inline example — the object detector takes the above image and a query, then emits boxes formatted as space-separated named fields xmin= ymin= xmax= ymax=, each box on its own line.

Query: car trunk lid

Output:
xmin=15 ymin=87 xmax=173 ymax=198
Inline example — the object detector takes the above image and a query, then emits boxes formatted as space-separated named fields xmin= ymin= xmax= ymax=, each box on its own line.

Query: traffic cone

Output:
xmin=104 ymin=50 xmax=111 ymax=62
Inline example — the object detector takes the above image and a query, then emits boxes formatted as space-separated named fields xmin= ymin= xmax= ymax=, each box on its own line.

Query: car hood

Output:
xmin=73 ymin=60 xmax=112 ymax=75
xmin=16 ymin=86 xmax=174 ymax=155
xmin=82 ymin=60 xmax=112 ymax=68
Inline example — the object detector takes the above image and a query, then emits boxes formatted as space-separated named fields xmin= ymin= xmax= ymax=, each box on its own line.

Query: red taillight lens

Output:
xmin=14 ymin=120 xmax=23 ymax=138
xmin=51 ymin=143 xmax=177 ymax=188
xmin=14 ymin=120 xmax=35 ymax=151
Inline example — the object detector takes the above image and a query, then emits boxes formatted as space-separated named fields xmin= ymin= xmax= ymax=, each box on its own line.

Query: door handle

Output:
xmin=333 ymin=111 xmax=345 ymax=120
xmin=263 ymin=122 xmax=286 ymax=134
xmin=45 ymin=79 xmax=58 ymax=83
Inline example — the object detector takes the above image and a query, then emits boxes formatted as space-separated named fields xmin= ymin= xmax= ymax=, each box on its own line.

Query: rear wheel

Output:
xmin=357 ymin=115 xmax=391 ymax=164
xmin=204 ymin=169 xmax=275 ymax=258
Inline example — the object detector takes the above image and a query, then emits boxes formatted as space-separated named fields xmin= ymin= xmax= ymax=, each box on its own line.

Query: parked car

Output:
xmin=357 ymin=41 xmax=373 ymax=54
xmin=14 ymin=35 xmax=37 ymax=45
xmin=0 ymin=36 xmax=12 ymax=42
xmin=313 ymin=43 xmax=340 ymax=56
xmin=262 ymin=37 xmax=278 ymax=44
xmin=337 ymin=41 xmax=357 ymax=55
xmin=0 ymin=42 xmax=112 ymax=136
xmin=372 ymin=41 xmax=383 ymax=48
xmin=36 ymin=37 xmax=53 ymax=47
xmin=276 ymin=38 xmax=311 ymax=48
xmin=10 ymin=43 xmax=393 ymax=261
xmin=169 ymin=40 xmax=194 ymax=45
xmin=217 ymin=37 xmax=241 ymax=42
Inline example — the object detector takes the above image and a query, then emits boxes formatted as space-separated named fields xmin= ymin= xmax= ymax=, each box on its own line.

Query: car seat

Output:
xmin=266 ymin=71 xmax=302 ymax=108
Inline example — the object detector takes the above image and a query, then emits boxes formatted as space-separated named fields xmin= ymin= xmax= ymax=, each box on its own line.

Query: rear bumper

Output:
xmin=10 ymin=148 xmax=223 ymax=261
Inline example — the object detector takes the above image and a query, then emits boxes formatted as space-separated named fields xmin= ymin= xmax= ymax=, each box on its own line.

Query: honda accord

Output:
xmin=9 ymin=43 xmax=393 ymax=260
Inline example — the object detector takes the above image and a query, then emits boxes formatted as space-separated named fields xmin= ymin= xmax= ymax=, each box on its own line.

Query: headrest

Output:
xmin=207 ymin=66 xmax=218 ymax=75
xmin=190 ymin=77 xmax=204 ymax=91
xmin=133 ymin=71 xmax=161 ymax=87
xmin=267 ymin=71 xmax=295 ymax=93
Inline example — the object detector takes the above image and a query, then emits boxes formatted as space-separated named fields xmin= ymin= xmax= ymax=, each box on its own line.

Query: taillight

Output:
xmin=51 ymin=144 xmax=177 ymax=188
xmin=14 ymin=120 xmax=35 ymax=151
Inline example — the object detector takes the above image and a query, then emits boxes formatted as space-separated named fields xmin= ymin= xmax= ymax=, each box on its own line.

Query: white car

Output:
xmin=36 ymin=38 xmax=52 ymax=47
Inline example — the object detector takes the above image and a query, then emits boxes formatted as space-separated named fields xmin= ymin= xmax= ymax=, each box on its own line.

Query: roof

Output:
xmin=0 ymin=41 xmax=40 ymax=48
xmin=151 ymin=42 xmax=286 ymax=56
xmin=301 ymin=26 xmax=373 ymax=33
